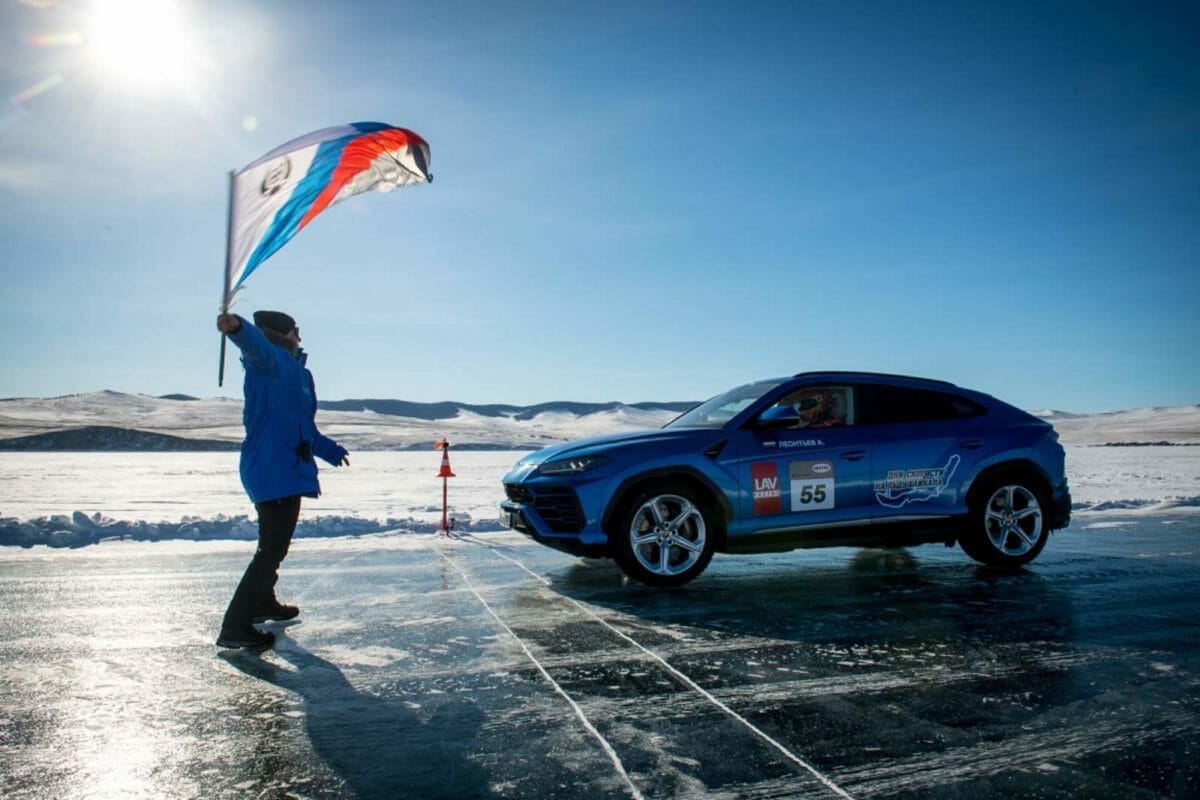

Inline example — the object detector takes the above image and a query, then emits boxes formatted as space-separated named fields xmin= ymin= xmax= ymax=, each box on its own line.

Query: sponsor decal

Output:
xmin=874 ymin=454 xmax=961 ymax=508
xmin=790 ymin=460 xmax=836 ymax=511
xmin=751 ymin=462 xmax=782 ymax=515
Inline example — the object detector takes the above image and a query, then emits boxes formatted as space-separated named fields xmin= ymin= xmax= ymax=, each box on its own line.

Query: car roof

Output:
xmin=786 ymin=371 xmax=959 ymax=388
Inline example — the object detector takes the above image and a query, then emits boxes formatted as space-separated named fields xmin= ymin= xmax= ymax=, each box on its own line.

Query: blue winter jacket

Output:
xmin=229 ymin=318 xmax=347 ymax=503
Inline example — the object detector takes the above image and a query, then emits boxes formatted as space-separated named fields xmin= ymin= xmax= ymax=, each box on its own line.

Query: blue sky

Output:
xmin=1 ymin=1 xmax=1196 ymax=413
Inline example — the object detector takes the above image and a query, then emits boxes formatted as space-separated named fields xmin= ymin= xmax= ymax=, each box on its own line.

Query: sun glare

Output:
xmin=87 ymin=0 xmax=192 ymax=87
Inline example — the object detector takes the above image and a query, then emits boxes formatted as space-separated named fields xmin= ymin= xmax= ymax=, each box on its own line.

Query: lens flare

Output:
xmin=10 ymin=74 xmax=63 ymax=106
xmin=28 ymin=32 xmax=84 ymax=46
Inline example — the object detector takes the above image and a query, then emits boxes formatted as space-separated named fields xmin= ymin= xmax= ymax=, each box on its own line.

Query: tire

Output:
xmin=612 ymin=483 xmax=717 ymax=587
xmin=960 ymin=475 xmax=1050 ymax=568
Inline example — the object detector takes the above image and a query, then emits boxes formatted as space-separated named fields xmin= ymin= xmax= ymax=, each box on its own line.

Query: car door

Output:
xmin=857 ymin=383 xmax=993 ymax=522
xmin=731 ymin=384 xmax=875 ymax=538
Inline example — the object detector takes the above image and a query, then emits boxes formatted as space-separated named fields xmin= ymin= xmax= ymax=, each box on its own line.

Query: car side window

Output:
xmin=766 ymin=386 xmax=855 ymax=429
xmin=858 ymin=385 xmax=986 ymax=425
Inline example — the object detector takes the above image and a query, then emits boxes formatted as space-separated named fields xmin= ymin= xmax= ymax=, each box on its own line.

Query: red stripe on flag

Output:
xmin=297 ymin=128 xmax=423 ymax=230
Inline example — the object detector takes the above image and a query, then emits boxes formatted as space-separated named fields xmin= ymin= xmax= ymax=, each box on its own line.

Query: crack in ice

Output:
xmin=467 ymin=538 xmax=855 ymax=800
xmin=437 ymin=546 xmax=644 ymax=800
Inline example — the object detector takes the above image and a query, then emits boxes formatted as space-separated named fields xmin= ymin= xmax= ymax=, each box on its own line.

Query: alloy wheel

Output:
xmin=984 ymin=484 xmax=1044 ymax=557
xmin=628 ymin=494 xmax=707 ymax=577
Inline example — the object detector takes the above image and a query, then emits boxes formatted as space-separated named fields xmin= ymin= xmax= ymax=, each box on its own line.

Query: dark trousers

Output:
xmin=221 ymin=495 xmax=302 ymax=631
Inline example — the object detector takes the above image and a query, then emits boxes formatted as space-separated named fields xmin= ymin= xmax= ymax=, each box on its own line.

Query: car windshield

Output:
xmin=665 ymin=380 xmax=784 ymax=429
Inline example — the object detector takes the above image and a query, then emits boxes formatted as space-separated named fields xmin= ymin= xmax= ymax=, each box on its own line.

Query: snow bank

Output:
xmin=0 ymin=510 xmax=505 ymax=549
xmin=1073 ymin=496 xmax=1200 ymax=514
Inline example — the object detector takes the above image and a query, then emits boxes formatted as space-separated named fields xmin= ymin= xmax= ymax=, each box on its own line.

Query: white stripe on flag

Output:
xmin=226 ymin=144 xmax=320 ymax=297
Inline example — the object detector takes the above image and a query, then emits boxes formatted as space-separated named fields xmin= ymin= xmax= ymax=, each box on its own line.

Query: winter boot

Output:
xmin=216 ymin=628 xmax=276 ymax=649
xmin=254 ymin=600 xmax=300 ymax=623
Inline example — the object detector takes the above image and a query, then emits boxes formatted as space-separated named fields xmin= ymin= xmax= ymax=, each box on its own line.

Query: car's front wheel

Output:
xmin=961 ymin=477 xmax=1050 ymax=568
xmin=613 ymin=485 xmax=716 ymax=587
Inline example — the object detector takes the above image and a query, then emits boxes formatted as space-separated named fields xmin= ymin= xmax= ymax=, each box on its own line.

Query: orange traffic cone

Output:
xmin=434 ymin=439 xmax=456 ymax=478
xmin=434 ymin=439 xmax=455 ymax=534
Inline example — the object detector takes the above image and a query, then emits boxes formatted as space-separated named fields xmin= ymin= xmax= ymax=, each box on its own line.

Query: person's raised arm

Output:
xmin=216 ymin=314 xmax=275 ymax=374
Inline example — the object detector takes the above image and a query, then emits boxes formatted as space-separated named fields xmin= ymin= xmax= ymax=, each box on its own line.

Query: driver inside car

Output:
xmin=792 ymin=388 xmax=845 ymax=428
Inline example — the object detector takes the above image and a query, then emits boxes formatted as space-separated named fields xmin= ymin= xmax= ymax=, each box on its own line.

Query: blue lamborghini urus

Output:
xmin=499 ymin=372 xmax=1071 ymax=587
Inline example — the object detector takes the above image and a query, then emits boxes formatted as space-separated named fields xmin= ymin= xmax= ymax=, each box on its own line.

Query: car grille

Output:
xmin=504 ymin=484 xmax=585 ymax=533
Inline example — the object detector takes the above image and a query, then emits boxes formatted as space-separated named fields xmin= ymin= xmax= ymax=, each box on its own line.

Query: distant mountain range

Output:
xmin=0 ymin=391 xmax=694 ymax=451
xmin=0 ymin=391 xmax=1195 ymax=451
xmin=0 ymin=426 xmax=239 ymax=452
xmin=151 ymin=394 xmax=695 ymax=421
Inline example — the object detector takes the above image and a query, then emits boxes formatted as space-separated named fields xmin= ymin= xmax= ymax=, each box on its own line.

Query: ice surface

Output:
xmin=3 ymin=520 xmax=1199 ymax=798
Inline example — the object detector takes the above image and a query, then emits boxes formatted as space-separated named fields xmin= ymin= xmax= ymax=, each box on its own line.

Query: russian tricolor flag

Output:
xmin=225 ymin=122 xmax=431 ymax=303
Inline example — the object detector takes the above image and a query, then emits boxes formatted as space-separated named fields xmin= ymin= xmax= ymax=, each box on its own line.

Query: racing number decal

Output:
xmin=789 ymin=460 xmax=835 ymax=512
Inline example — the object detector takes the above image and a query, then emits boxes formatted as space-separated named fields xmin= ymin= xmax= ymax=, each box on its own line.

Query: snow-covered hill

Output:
xmin=1 ymin=391 xmax=1196 ymax=450
xmin=2 ymin=393 xmax=1200 ymax=450
xmin=1036 ymin=405 xmax=1200 ymax=445
xmin=0 ymin=391 xmax=687 ymax=450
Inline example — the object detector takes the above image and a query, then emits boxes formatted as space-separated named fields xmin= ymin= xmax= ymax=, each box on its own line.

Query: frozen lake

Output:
xmin=0 ymin=441 xmax=1198 ymax=797
xmin=1 ymin=517 xmax=1198 ymax=798
xmin=0 ymin=450 xmax=516 ymax=525
xmin=1 ymin=446 xmax=1197 ymax=546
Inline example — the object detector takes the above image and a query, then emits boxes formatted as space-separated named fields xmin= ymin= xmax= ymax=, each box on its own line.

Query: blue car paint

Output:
xmin=500 ymin=372 xmax=1070 ymax=568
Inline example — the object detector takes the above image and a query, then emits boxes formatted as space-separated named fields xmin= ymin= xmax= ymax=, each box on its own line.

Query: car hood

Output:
xmin=517 ymin=428 xmax=710 ymax=466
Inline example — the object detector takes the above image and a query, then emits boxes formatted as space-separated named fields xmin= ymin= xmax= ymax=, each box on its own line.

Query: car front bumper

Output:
xmin=499 ymin=500 xmax=608 ymax=558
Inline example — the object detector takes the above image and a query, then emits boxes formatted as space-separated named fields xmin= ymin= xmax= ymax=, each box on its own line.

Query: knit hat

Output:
xmin=253 ymin=310 xmax=296 ymax=335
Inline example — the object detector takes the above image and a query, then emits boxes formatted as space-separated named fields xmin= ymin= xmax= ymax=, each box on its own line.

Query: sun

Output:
xmin=86 ymin=0 xmax=193 ymax=87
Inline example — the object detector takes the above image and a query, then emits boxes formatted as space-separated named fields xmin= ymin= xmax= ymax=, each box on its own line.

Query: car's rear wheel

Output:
xmin=961 ymin=477 xmax=1049 ymax=567
xmin=613 ymin=484 xmax=716 ymax=587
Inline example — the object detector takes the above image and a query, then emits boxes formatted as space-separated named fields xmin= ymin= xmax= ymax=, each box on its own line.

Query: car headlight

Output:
xmin=538 ymin=455 xmax=610 ymax=476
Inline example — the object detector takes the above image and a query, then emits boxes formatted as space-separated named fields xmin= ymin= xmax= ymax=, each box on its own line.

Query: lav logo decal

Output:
xmin=751 ymin=462 xmax=782 ymax=514
xmin=874 ymin=454 xmax=961 ymax=508
xmin=790 ymin=460 xmax=836 ymax=511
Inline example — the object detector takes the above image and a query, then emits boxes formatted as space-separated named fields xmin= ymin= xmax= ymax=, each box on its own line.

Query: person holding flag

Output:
xmin=215 ymin=309 xmax=350 ymax=649
xmin=211 ymin=121 xmax=429 ymax=648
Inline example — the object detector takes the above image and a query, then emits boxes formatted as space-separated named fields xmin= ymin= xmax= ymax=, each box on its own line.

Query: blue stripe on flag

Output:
xmin=238 ymin=134 xmax=356 ymax=288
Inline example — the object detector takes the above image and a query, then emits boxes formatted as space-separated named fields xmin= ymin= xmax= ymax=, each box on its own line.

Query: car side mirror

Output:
xmin=756 ymin=405 xmax=801 ymax=429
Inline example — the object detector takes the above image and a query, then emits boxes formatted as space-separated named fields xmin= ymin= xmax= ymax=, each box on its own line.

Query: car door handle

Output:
xmin=840 ymin=449 xmax=867 ymax=461
xmin=959 ymin=439 xmax=985 ymax=450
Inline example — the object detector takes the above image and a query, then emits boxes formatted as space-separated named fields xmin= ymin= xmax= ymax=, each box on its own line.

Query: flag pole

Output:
xmin=218 ymin=169 xmax=235 ymax=386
